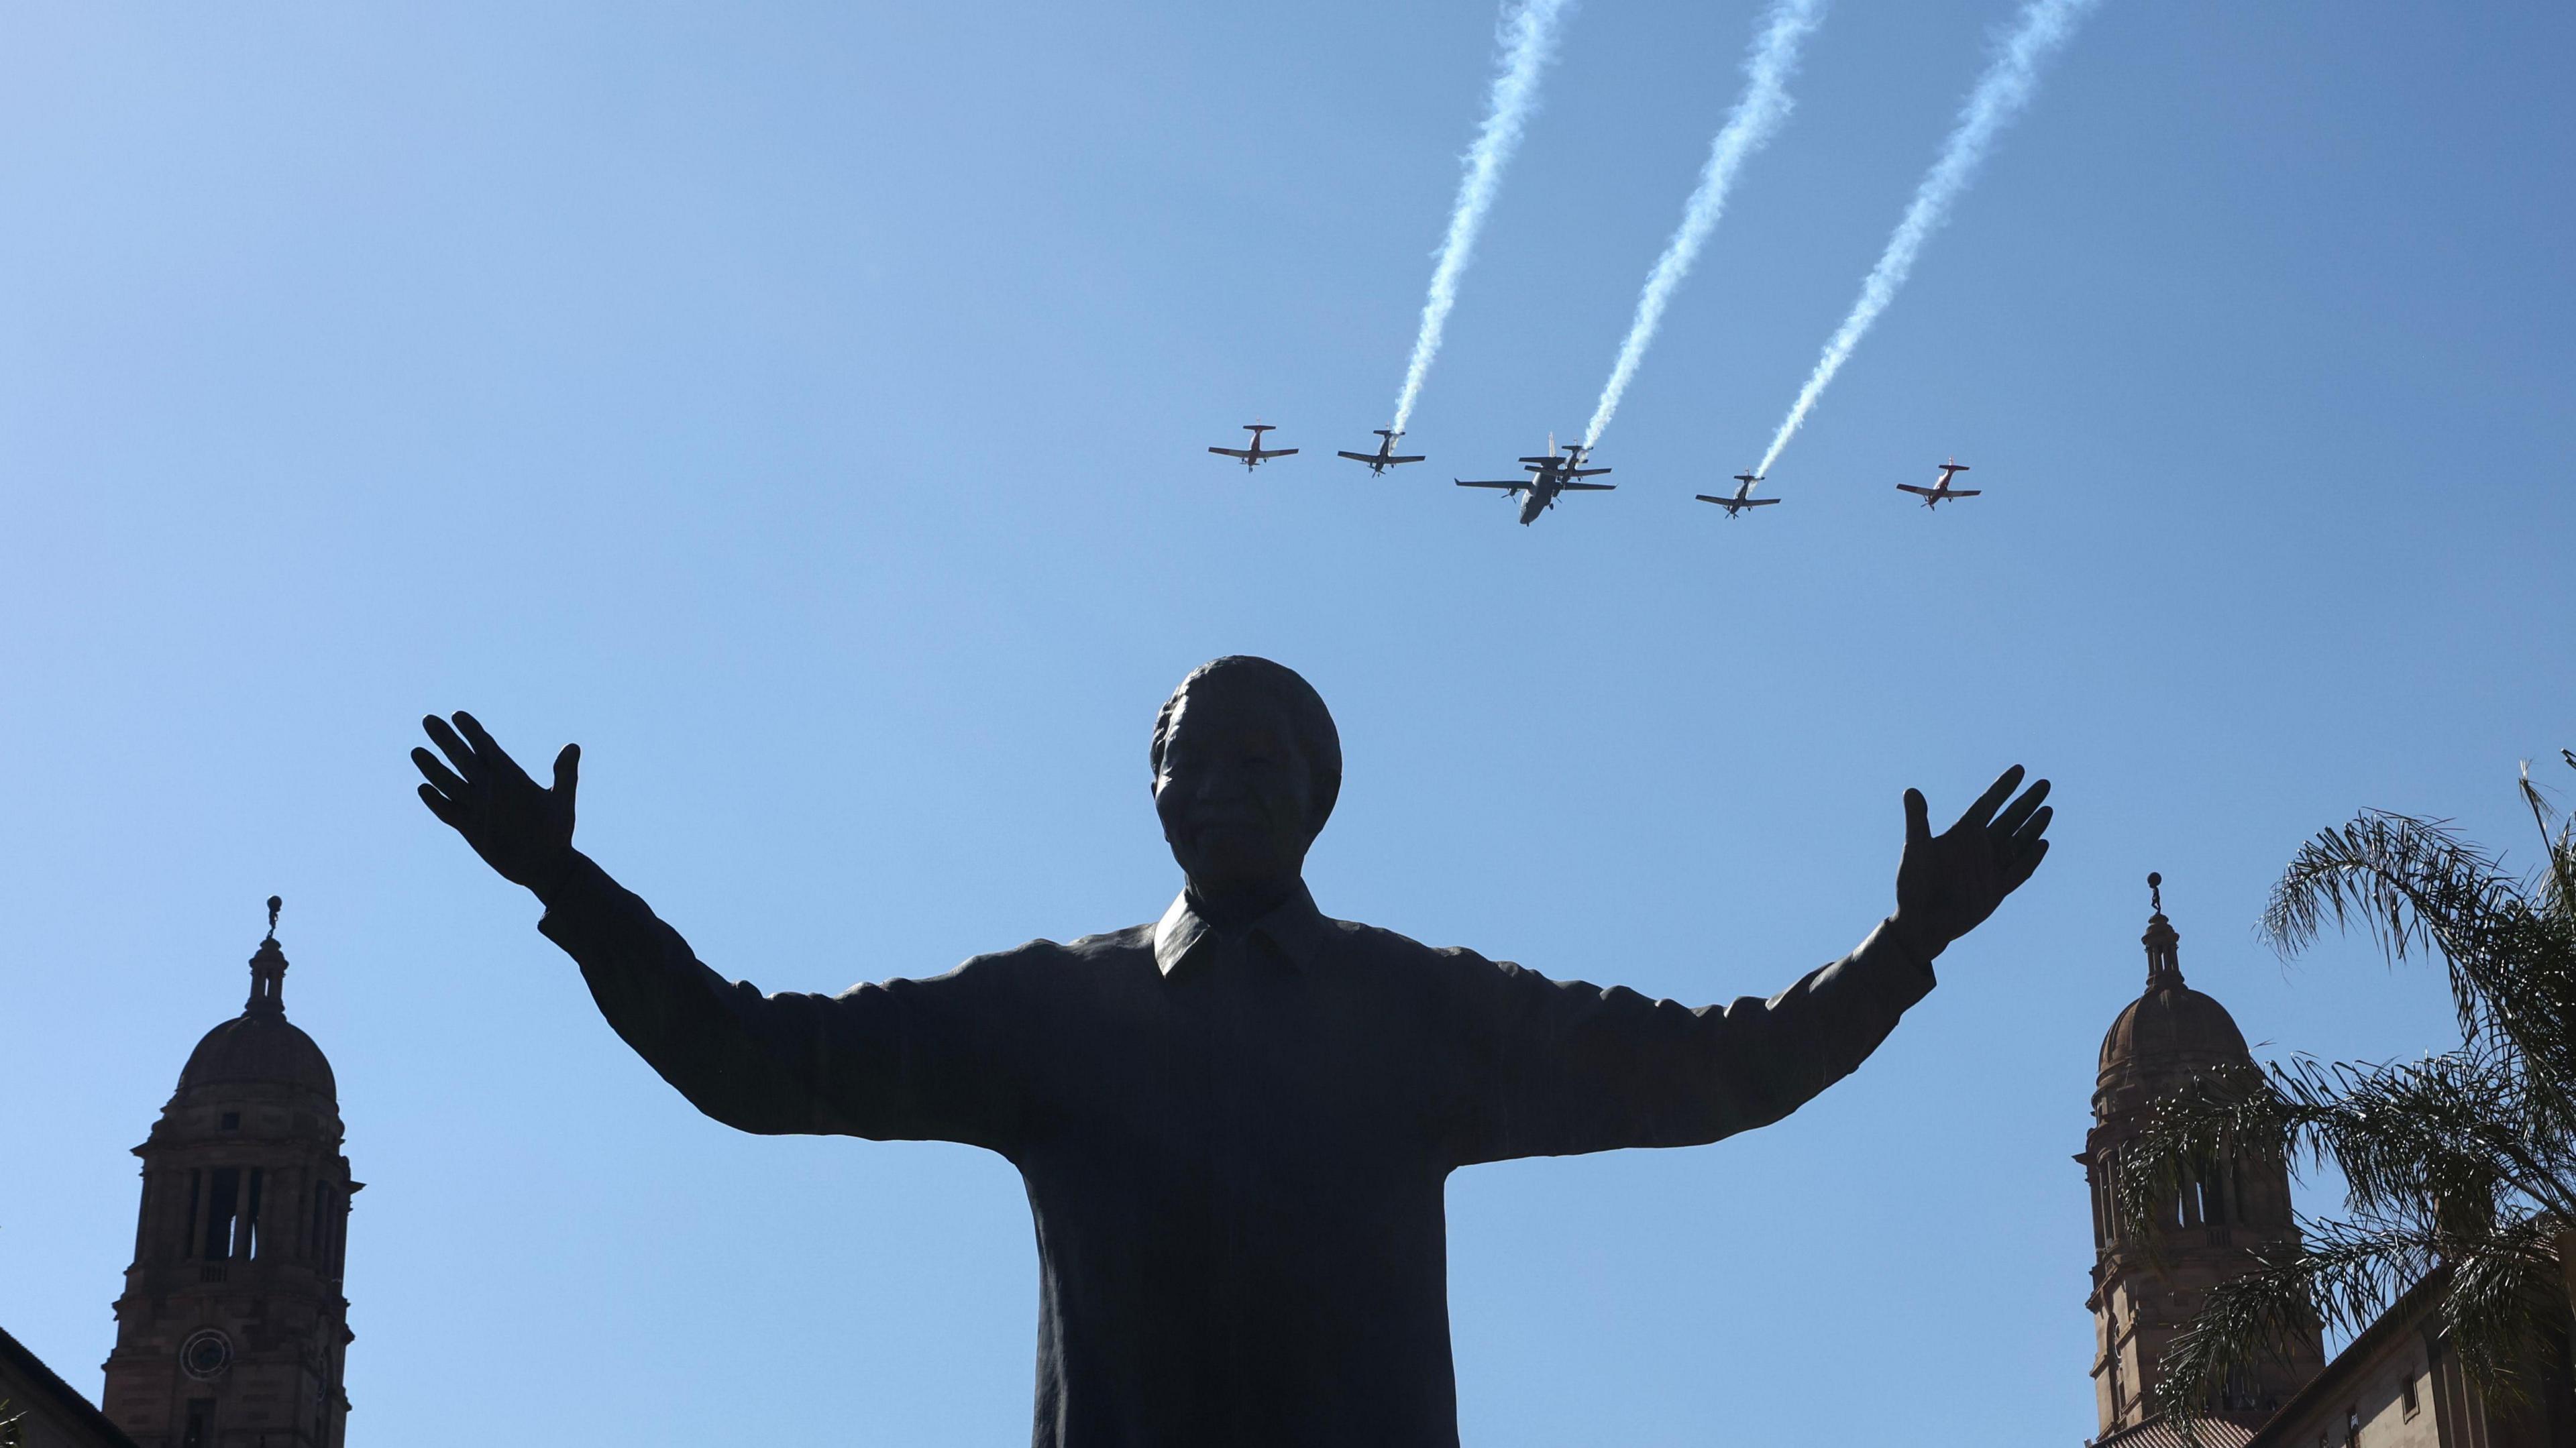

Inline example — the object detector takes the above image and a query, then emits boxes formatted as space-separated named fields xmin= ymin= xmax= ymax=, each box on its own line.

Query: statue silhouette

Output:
xmin=413 ymin=656 xmax=2050 ymax=1447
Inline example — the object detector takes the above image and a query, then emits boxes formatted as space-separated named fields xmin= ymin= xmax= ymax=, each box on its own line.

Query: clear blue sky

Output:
xmin=3 ymin=1 xmax=2569 ymax=1442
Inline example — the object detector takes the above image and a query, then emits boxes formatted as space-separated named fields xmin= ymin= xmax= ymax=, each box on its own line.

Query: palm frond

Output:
xmin=2263 ymin=809 xmax=2576 ymax=1092
xmin=2520 ymin=757 xmax=2576 ymax=925
xmin=2152 ymin=1218 xmax=2422 ymax=1419
xmin=2116 ymin=1054 xmax=2576 ymax=1245
xmin=2440 ymin=1215 xmax=2561 ymax=1402
xmin=2271 ymin=1054 xmax=2576 ymax=1227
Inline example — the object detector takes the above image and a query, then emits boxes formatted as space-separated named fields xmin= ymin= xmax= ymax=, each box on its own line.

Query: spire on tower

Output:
xmin=2143 ymin=871 xmax=2182 ymax=989
xmin=247 ymin=894 xmax=289 ymax=1013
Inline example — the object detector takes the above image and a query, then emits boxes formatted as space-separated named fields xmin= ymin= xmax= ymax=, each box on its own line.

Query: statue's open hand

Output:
xmin=412 ymin=712 xmax=580 ymax=897
xmin=1890 ymin=765 xmax=2051 ymax=963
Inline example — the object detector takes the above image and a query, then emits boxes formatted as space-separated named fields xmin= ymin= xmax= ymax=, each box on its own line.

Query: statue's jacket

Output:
xmin=535 ymin=854 xmax=1936 ymax=1447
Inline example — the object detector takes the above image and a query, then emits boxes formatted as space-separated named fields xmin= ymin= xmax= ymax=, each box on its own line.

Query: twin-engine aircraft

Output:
xmin=1336 ymin=429 xmax=1426 ymax=476
xmin=1896 ymin=459 xmax=1980 ymax=509
xmin=1696 ymin=472 xmax=1780 ymax=518
xmin=1208 ymin=423 xmax=1298 ymax=471
xmin=1456 ymin=435 xmax=1614 ymax=526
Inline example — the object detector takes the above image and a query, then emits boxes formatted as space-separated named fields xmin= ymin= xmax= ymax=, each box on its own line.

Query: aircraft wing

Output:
xmin=1558 ymin=481 xmax=1616 ymax=492
xmin=1210 ymin=447 xmax=1252 ymax=459
xmin=1896 ymin=484 xmax=1938 ymax=496
xmin=1942 ymin=488 xmax=1980 ymax=497
xmin=1731 ymin=496 xmax=1780 ymax=507
xmin=1335 ymin=451 xmax=1377 ymax=463
xmin=1564 ymin=467 xmax=1611 ymax=478
xmin=1382 ymin=454 xmax=1425 ymax=465
xmin=1258 ymin=447 xmax=1298 ymax=459
xmin=1455 ymin=480 xmax=1523 ymax=490
xmin=1694 ymin=494 xmax=1731 ymax=505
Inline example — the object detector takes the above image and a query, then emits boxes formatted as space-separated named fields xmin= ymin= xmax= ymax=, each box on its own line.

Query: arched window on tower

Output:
xmin=2104 ymin=1307 xmax=2127 ymax=1415
xmin=241 ymin=1168 xmax=264 ymax=1260
xmin=202 ymin=1168 xmax=239 ymax=1260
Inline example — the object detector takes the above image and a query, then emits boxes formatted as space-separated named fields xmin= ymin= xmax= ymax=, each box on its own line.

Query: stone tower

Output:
xmin=101 ymin=899 xmax=357 ymax=1447
xmin=2081 ymin=875 xmax=2324 ymax=1442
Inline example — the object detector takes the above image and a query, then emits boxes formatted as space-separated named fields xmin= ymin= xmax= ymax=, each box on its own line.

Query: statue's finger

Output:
xmin=1991 ymin=778 xmax=2051 ymax=838
xmin=423 ymin=714 xmax=481 ymax=781
xmin=2010 ymin=803 xmax=2053 ymax=848
xmin=416 ymin=782 xmax=462 ymax=827
xmin=451 ymin=712 xmax=527 ymax=783
xmin=411 ymin=746 xmax=470 ymax=801
xmin=2005 ymin=836 xmax=2051 ymax=889
xmin=552 ymin=742 xmax=581 ymax=798
xmin=1904 ymin=787 xmax=1932 ymax=846
xmin=1955 ymin=765 xmax=2025 ymax=832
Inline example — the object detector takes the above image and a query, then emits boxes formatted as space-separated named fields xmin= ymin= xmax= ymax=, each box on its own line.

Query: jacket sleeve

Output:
xmin=533 ymin=853 xmax=1030 ymax=1154
xmin=1447 ymin=920 xmax=1935 ymax=1166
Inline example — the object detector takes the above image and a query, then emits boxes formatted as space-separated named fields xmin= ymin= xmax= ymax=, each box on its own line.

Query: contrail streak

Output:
xmin=1754 ymin=0 xmax=2100 ymax=477
xmin=1582 ymin=0 xmax=1827 ymax=449
xmin=1391 ymin=0 xmax=1576 ymax=437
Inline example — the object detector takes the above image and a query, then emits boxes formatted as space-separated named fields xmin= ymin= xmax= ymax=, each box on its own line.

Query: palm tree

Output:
xmin=2116 ymin=749 xmax=2576 ymax=1422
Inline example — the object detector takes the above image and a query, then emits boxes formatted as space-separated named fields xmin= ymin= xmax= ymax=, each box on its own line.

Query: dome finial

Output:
xmin=247 ymin=895 xmax=290 ymax=1015
xmin=2142 ymin=871 xmax=2182 ymax=989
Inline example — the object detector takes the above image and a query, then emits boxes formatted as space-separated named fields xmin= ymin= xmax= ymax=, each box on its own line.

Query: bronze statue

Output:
xmin=413 ymin=656 xmax=2049 ymax=1447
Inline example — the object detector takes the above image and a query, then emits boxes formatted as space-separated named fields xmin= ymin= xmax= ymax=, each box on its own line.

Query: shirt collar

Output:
xmin=1153 ymin=883 xmax=1334 ymax=977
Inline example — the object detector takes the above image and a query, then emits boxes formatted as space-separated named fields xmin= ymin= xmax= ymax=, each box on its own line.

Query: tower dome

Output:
xmin=174 ymin=934 xmax=337 ymax=1099
xmin=2094 ymin=875 xmax=2255 ymax=1117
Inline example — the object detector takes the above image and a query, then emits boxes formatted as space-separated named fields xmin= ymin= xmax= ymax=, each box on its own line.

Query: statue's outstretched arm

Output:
xmin=413 ymin=712 xmax=1028 ymax=1152
xmin=1448 ymin=767 xmax=2049 ymax=1166
xmin=1446 ymin=922 xmax=1933 ymax=1165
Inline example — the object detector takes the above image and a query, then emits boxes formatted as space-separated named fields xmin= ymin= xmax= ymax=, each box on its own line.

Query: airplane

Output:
xmin=1208 ymin=423 xmax=1299 ymax=471
xmin=1336 ymin=429 xmax=1426 ymax=476
xmin=1455 ymin=434 xmax=1614 ymax=526
xmin=1896 ymin=458 xmax=1981 ymax=509
xmin=1696 ymin=472 xmax=1780 ymax=518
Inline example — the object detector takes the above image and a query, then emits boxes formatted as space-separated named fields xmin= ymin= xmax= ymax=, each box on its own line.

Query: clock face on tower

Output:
xmin=180 ymin=1327 xmax=233 ymax=1382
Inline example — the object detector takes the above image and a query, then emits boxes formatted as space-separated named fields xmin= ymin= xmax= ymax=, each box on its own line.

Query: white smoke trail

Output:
xmin=1390 ymin=0 xmax=1576 ymax=437
xmin=1582 ymin=0 xmax=1827 ymax=449
xmin=1754 ymin=0 xmax=2101 ymax=476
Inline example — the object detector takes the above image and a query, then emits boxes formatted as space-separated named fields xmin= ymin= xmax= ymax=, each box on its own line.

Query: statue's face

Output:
xmin=1153 ymin=683 xmax=1316 ymax=890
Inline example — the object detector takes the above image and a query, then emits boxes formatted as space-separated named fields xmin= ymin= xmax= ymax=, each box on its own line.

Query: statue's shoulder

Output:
xmin=1061 ymin=922 xmax=1159 ymax=961
xmin=959 ymin=924 xmax=1155 ymax=974
xmin=1323 ymin=916 xmax=1509 ymax=974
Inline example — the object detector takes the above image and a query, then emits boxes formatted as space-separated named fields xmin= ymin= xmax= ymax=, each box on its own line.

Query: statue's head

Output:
xmin=1150 ymin=657 xmax=1341 ymax=893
